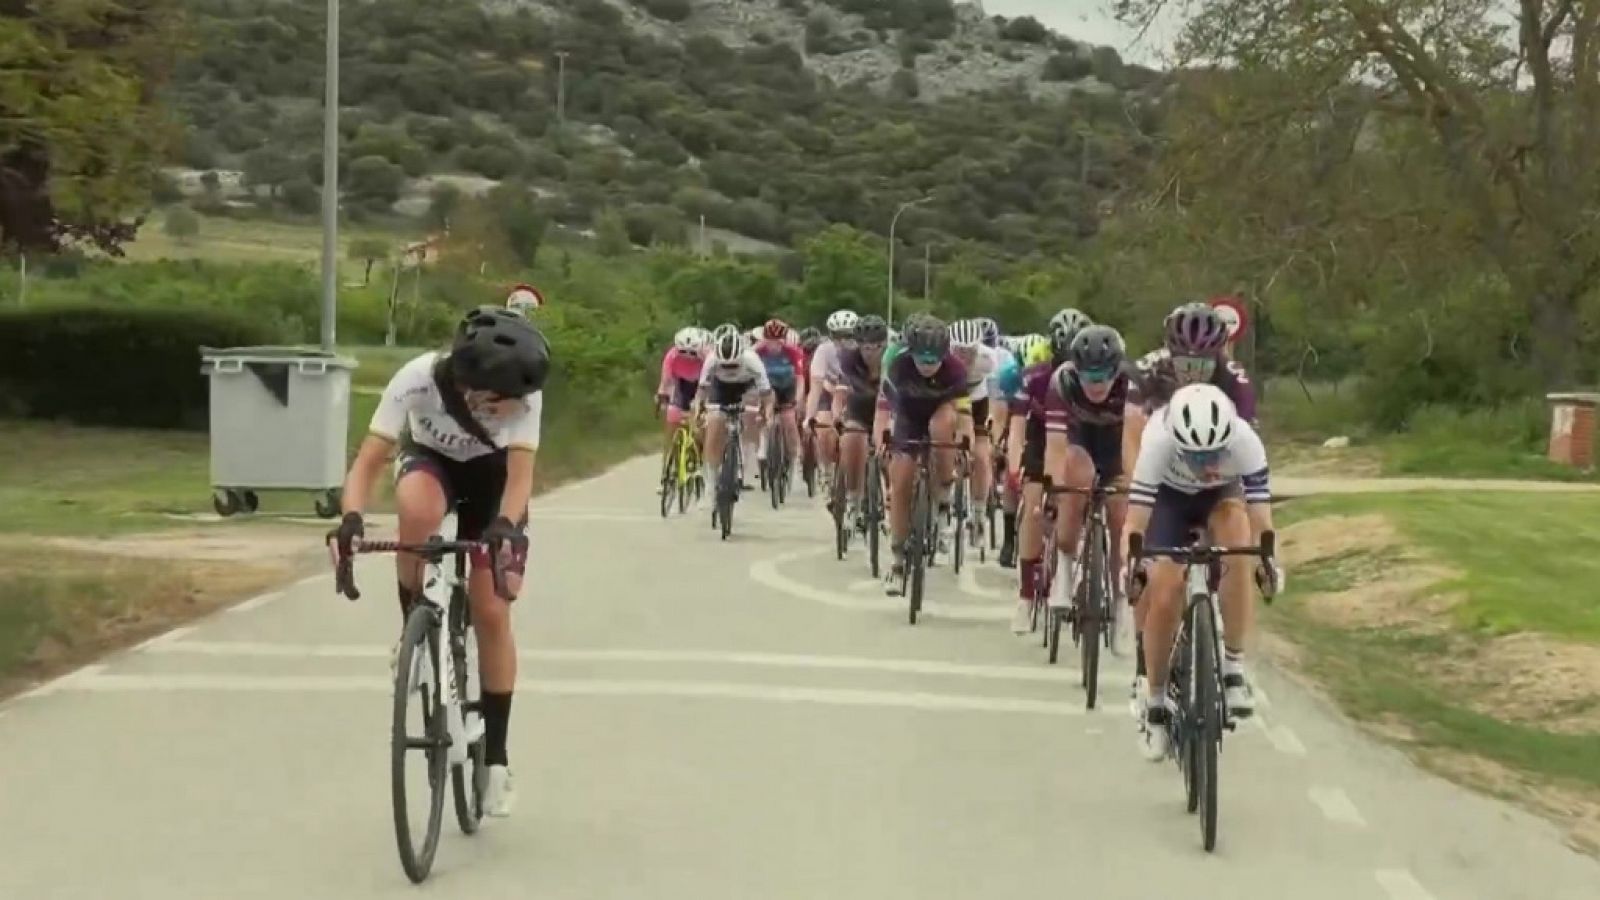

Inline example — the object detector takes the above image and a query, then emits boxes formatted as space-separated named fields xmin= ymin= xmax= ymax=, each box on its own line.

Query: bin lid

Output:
xmin=1546 ymin=392 xmax=1600 ymax=405
xmin=201 ymin=346 xmax=358 ymax=369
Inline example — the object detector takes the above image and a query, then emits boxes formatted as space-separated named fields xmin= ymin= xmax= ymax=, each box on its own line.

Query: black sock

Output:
xmin=1135 ymin=632 xmax=1147 ymax=678
xmin=481 ymin=691 xmax=513 ymax=766
xmin=1002 ymin=511 xmax=1017 ymax=542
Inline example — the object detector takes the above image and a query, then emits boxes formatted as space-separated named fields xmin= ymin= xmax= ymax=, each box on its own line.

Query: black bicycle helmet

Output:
xmin=1070 ymin=325 xmax=1126 ymax=373
xmin=1164 ymin=302 xmax=1229 ymax=356
xmin=854 ymin=314 xmax=889 ymax=345
xmin=449 ymin=306 xmax=551 ymax=396
xmin=903 ymin=313 xmax=950 ymax=359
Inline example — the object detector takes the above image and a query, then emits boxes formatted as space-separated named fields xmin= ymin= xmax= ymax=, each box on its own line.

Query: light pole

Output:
xmin=556 ymin=51 xmax=569 ymax=123
xmin=886 ymin=196 xmax=930 ymax=326
xmin=318 ymin=0 xmax=340 ymax=351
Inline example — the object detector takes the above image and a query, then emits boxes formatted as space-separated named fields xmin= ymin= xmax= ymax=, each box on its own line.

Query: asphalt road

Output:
xmin=2 ymin=456 xmax=1597 ymax=899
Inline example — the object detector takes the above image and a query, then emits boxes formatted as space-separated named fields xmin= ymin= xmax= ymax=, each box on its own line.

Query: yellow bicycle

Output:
xmin=659 ymin=420 xmax=704 ymax=517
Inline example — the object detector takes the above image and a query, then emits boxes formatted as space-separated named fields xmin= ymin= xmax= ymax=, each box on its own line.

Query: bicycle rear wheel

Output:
xmin=1193 ymin=595 xmax=1223 ymax=852
xmin=392 ymin=606 xmax=446 ymax=884
xmin=658 ymin=444 xmax=675 ymax=518
xmin=832 ymin=467 xmax=849 ymax=560
xmin=865 ymin=456 xmax=882 ymax=578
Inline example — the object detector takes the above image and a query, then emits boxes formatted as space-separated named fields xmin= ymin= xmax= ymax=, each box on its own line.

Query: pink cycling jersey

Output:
xmin=659 ymin=347 xmax=704 ymax=390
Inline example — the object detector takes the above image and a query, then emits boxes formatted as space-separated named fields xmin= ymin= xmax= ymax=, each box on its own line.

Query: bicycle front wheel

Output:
xmin=392 ymin=607 xmax=447 ymax=884
xmin=1193 ymin=595 xmax=1223 ymax=852
xmin=451 ymin=623 xmax=486 ymax=836
xmin=1080 ymin=520 xmax=1106 ymax=708
xmin=908 ymin=476 xmax=930 ymax=625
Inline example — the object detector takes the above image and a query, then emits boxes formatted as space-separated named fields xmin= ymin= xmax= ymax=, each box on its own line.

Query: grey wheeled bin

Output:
xmin=201 ymin=347 xmax=358 ymax=518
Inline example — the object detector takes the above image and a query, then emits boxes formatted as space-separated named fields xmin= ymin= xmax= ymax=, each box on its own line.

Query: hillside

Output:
xmin=169 ymin=0 xmax=1165 ymax=263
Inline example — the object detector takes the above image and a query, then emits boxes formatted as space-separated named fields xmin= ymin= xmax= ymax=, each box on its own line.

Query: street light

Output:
xmin=887 ymin=196 xmax=931 ymax=326
xmin=318 ymin=0 xmax=340 ymax=351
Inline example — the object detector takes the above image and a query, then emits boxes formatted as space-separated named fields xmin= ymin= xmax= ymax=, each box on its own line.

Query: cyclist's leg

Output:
xmin=1207 ymin=489 xmax=1257 ymax=713
xmin=780 ymin=389 xmax=801 ymax=471
xmin=1000 ymin=412 xmax=1026 ymax=566
xmin=740 ymin=390 xmax=760 ymax=482
xmin=1135 ymin=485 xmax=1211 ymax=758
xmin=1050 ymin=436 xmax=1094 ymax=608
xmin=816 ymin=402 xmax=839 ymax=469
xmin=969 ymin=398 xmax=992 ymax=527
xmin=392 ymin=444 xmax=452 ymax=623
xmin=887 ymin=409 xmax=927 ymax=572
xmin=947 ymin=403 xmax=973 ymax=510
xmin=1013 ymin=418 xmax=1047 ymax=630
xmin=840 ymin=394 xmax=873 ymax=499
xmin=454 ymin=453 xmax=527 ymax=792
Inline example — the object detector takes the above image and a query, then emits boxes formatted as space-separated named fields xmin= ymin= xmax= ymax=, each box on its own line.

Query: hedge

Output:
xmin=0 ymin=304 xmax=283 ymax=429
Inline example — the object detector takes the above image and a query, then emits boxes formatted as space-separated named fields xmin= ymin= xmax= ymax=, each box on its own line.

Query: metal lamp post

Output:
xmin=886 ymin=196 xmax=931 ymax=326
xmin=318 ymin=0 xmax=340 ymax=351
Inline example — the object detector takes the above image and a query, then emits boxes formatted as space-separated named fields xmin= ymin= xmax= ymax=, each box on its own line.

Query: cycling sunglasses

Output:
xmin=1172 ymin=355 xmax=1217 ymax=382
xmin=1079 ymin=365 xmax=1117 ymax=385
xmin=912 ymin=351 xmax=943 ymax=366
xmin=1180 ymin=448 xmax=1224 ymax=468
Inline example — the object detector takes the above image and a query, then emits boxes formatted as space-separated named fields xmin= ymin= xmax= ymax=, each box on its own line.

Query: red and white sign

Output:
xmin=1209 ymin=294 xmax=1248 ymax=343
xmin=507 ymin=283 xmax=544 ymax=313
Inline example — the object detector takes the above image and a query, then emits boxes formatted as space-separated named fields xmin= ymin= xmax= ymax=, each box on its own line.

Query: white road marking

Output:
xmin=751 ymin=548 xmax=1010 ymax=621
xmin=1255 ymin=717 xmax=1308 ymax=756
xmin=1374 ymin=869 xmax=1438 ymax=900
xmin=847 ymin=578 xmax=880 ymax=593
xmin=147 ymin=641 xmax=1083 ymax=682
xmin=957 ymin=559 xmax=1009 ymax=599
xmin=227 ymin=592 xmax=282 ymax=614
xmin=60 ymin=672 xmax=1088 ymax=716
xmin=132 ymin=625 xmax=197 ymax=653
xmin=1308 ymin=786 xmax=1367 ymax=827
xmin=14 ymin=664 xmax=107 ymax=701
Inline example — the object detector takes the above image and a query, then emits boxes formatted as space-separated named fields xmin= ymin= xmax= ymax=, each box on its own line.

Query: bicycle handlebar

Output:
xmin=1039 ymin=475 xmax=1126 ymax=497
xmin=328 ymin=536 xmax=511 ymax=603
xmin=1128 ymin=529 xmax=1276 ymax=564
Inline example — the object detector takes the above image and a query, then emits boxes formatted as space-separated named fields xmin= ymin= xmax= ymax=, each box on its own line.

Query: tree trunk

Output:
xmin=1530 ymin=288 xmax=1582 ymax=389
xmin=362 ymin=258 xmax=374 ymax=286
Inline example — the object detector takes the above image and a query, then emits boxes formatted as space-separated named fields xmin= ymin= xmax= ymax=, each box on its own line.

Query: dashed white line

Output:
xmin=1374 ymin=869 xmax=1438 ymax=900
xmin=750 ymin=548 xmax=1009 ymax=621
xmin=60 ymin=673 xmax=1088 ymax=716
xmin=15 ymin=663 xmax=108 ymax=701
xmin=1253 ymin=715 xmax=1308 ymax=756
xmin=227 ymin=592 xmax=282 ymax=614
xmin=145 ymin=641 xmax=1083 ymax=682
xmin=1308 ymin=786 xmax=1367 ymax=827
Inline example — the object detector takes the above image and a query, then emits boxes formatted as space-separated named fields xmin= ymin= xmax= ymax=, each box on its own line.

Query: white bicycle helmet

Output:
xmin=673 ymin=326 xmax=703 ymax=355
xmin=713 ymin=329 xmax=746 ymax=364
xmin=826 ymin=309 xmax=859 ymax=336
xmin=1016 ymin=333 xmax=1049 ymax=360
xmin=1168 ymin=384 xmax=1237 ymax=453
xmin=949 ymin=318 xmax=983 ymax=349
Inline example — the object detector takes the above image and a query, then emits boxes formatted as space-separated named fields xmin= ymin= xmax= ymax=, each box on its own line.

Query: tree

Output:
xmin=999 ymin=16 xmax=1049 ymax=44
xmin=594 ymin=207 xmax=633 ymax=256
xmin=345 ymin=156 xmax=405 ymax=212
xmin=1116 ymin=0 xmax=1600 ymax=388
xmin=0 ymin=0 xmax=180 ymax=254
xmin=428 ymin=182 xmax=462 ymax=230
xmin=242 ymin=147 xmax=296 ymax=200
xmin=484 ymin=183 xmax=549 ymax=267
xmin=282 ymin=178 xmax=320 ymax=215
xmin=794 ymin=224 xmax=887 ymax=324
xmin=163 ymin=205 xmax=200 ymax=243
xmin=348 ymin=237 xmax=391 ymax=286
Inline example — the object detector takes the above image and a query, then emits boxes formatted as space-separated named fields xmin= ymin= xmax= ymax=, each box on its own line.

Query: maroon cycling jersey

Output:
xmin=879 ymin=349 xmax=967 ymax=417
xmin=1127 ymin=349 xmax=1257 ymax=422
xmin=1044 ymin=362 xmax=1132 ymax=432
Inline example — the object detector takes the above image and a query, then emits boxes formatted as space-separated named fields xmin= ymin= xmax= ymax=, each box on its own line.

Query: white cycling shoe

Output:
xmin=1223 ymin=666 xmax=1257 ymax=718
xmin=484 ymin=765 xmax=516 ymax=817
xmin=1138 ymin=697 xmax=1174 ymax=762
xmin=1010 ymin=599 xmax=1033 ymax=635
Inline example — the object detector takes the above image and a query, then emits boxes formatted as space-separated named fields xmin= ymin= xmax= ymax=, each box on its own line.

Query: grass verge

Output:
xmin=1270 ymin=492 xmax=1600 ymax=848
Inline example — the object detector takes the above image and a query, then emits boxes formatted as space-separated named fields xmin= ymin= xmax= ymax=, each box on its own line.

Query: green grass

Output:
xmin=123 ymin=210 xmax=413 ymax=269
xmin=1270 ymin=490 xmax=1600 ymax=800
xmin=1264 ymin=378 xmax=1596 ymax=482
xmin=1279 ymin=492 xmax=1600 ymax=639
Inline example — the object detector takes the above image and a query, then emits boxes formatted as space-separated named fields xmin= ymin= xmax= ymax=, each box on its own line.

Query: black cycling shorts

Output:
xmin=1067 ymin=420 xmax=1123 ymax=481
xmin=395 ymin=439 xmax=528 ymax=579
xmin=670 ymin=377 xmax=697 ymax=411
xmin=967 ymin=397 xmax=991 ymax=438
xmin=708 ymin=379 xmax=752 ymax=409
xmin=772 ymin=381 xmax=798 ymax=410
xmin=843 ymin=391 xmax=877 ymax=430
xmin=1021 ymin=417 xmax=1047 ymax=481
xmin=1144 ymin=483 xmax=1244 ymax=550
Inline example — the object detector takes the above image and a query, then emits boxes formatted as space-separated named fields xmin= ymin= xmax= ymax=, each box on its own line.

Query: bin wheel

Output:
xmin=314 ymin=489 xmax=341 ymax=519
xmin=242 ymin=491 xmax=260 ymax=513
xmin=213 ymin=490 xmax=242 ymax=518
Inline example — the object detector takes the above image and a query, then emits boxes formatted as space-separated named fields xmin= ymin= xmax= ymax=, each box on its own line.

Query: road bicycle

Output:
xmin=1040 ymin=479 xmax=1124 ymax=710
xmin=331 ymin=530 xmax=511 ymax=883
xmin=709 ymin=403 xmax=748 ymax=540
xmin=885 ymin=433 xmax=969 ymax=624
xmin=658 ymin=418 xmax=703 ymax=518
xmin=1128 ymin=529 xmax=1276 ymax=853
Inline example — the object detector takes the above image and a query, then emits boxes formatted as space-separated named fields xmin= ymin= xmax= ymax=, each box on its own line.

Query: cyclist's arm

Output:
xmin=657 ymin=349 xmax=675 ymax=399
xmin=500 ymin=392 xmax=543 ymax=521
xmin=341 ymin=434 xmax=395 ymax=515
xmin=1125 ymin=414 xmax=1168 ymax=540
xmin=343 ymin=357 xmax=422 ymax=514
xmin=1232 ymin=420 xmax=1273 ymax=539
xmin=1005 ymin=413 xmax=1026 ymax=476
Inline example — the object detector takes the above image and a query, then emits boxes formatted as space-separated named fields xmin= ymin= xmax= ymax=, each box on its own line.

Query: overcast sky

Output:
xmin=979 ymin=0 xmax=1172 ymax=64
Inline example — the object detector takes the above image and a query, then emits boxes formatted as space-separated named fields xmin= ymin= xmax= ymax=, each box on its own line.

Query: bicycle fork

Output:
xmin=424 ymin=568 xmax=483 ymax=767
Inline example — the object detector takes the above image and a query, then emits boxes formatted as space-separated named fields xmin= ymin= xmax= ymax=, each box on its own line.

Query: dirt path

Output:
xmin=1278 ymin=475 xmax=1600 ymax=497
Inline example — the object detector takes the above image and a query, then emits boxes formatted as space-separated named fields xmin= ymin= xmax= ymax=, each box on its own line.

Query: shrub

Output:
xmin=0 ymin=305 xmax=283 ymax=429
xmin=1043 ymin=53 xmax=1092 ymax=82
xmin=999 ymin=16 xmax=1049 ymax=44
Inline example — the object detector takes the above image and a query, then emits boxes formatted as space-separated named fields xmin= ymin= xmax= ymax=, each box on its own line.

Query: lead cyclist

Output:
xmin=333 ymin=306 xmax=550 ymax=819
xmin=949 ymin=319 xmax=1000 ymax=545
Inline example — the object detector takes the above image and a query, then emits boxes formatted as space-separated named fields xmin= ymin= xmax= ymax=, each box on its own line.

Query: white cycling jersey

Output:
xmin=369 ymin=352 xmax=543 ymax=462
xmin=963 ymin=344 xmax=1000 ymax=401
xmin=1129 ymin=410 xmax=1270 ymax=505
xmin=698 ymin=350 xmax=772 ymax=391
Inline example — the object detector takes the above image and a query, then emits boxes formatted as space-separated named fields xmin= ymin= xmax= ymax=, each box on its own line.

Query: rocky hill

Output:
xmin=170 ymin=0 xmax=1167 ymax=261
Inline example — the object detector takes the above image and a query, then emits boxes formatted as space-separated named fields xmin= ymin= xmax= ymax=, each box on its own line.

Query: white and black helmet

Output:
xmin=1167 ymin=384 xmax=1237 ymax=453
xmin=826 ymin=310 xmax=859 ymax=336
xmin=674 ymin=326 xmax=703 ymax=355
xmin=713 ymin=328 xmax=746 ymax=364
xmin=949 ymin=319 xmax=984 ymax=349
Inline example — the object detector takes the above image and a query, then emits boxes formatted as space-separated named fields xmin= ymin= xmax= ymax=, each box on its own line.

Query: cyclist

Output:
xmin=806 ymin=310 xmax=858 ymax=487
xmin=753 ymin=318 xmax=806 ymax=488
xmin=1126 ymin=384 xmax=1282 ymax=760
xmin=949 ymin=319 xmax=999 ymax=547
xmin=656 ymin=326 xmax=706 ymax=460
xmin=1007 ymin=311 xmax=1091 ymax=632
xmin=333 ymin=306 xmax=550 ymax=818
xmin=877 ymin=314 xmax=968 ymax=593
xmin=989 ymin=326 xmax=1026 ymax=567
xmin=831 ymin=314 xmax=889 ymax=523
xmin=1042 ymin=325 xmax=1133 ymax=618
xmin=695 ymin=327 xmax=774 ymax=497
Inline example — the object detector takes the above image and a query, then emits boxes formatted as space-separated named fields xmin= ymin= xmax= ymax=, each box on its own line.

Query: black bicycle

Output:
xmin=830 ymin=425 xmax=865 ymax=562
xmin=1041 ymin=479 xmax=1124 ymax=710
xmin=710 ymin=404 xmax=746 ymax=540
xmin=764 ymin=417 xmax=791 ymax=510
xmin=802 ymin=420 xmax=819 ymax=498
xmin=887 ymin=433 xmax=969 ymax=624
xmin=1129 ymin=530 xmax=1276 ymax=853
xmin=332 ymin=535 xmax=510 ymax=884
xmin=949 ymin=450 xmax=971 ymax=576
xmin=862 ymin=436 xmax=885 ymax=578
